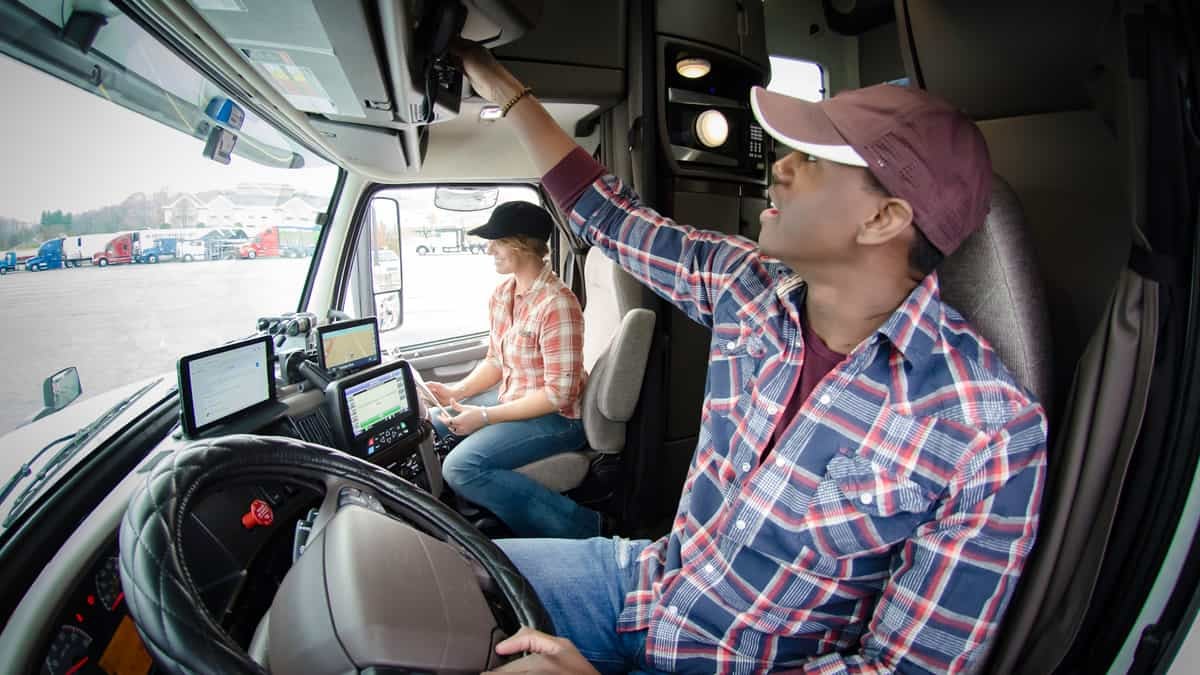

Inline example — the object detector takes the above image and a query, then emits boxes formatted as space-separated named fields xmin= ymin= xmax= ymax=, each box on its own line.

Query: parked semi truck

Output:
xmin=199 ymin=228 xmax=250 ymax=259
xmin=412 ymin=227 xmax=486 ymax=255
xmin=92 ymin=232 xmax=138 ymax=267
xmin=176 ymin=239 xmax=207 ymax=262
xmin=61 ymin=233 xmax=115 ymax=266
xmin=239 ymin=226 xmax=318 ymax=258
xmin=134 ymin=235 xmax=176 ymax=263
xmin=24 ymin=237 xmax=82 ymax=271
xmin=0 ymin=251 xmax=16 ymax=275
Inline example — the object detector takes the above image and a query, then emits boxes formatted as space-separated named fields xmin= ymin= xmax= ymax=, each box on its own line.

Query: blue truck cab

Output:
xmin=134 ymin=237 xmax=176 ymax=264
xmin=23 ymin=238 xmax=71 ymax=271
xmin=0 ymin=251 xmax=15 ymax=275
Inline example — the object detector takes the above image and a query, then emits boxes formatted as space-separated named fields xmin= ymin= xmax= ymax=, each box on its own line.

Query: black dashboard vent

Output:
xmin=293 ymin=411 xmax=335 ymax=448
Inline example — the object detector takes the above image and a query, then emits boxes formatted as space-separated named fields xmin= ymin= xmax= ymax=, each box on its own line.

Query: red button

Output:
xmin=241 ymin=499 xmax=275 ymax=529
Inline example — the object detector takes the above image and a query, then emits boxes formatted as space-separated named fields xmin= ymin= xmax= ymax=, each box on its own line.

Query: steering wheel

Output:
xmin=118 ymin=435 xmax=553 ymax=674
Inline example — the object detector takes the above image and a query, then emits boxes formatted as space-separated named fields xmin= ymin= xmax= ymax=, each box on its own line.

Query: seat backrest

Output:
xmin=580 ymin=252 xmax=656 ymax=452
xmin=583 ymin=308 xmax=656 ymax=451
xmin=938 ymin=173 xmax=1054 ymax=410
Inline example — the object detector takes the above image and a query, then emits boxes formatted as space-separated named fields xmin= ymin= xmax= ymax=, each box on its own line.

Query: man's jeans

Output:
xmin=498 ymin=536 xmax=660 ymax=674
xmin=433 ymin=390 xmax=597 ymax=538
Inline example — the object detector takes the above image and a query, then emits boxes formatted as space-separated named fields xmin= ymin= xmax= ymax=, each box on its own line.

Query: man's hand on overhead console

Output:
xmin=452 ymin=40 xmax=579 ymax=174
xmin=454 ymin=39 xmax=523 ymax=105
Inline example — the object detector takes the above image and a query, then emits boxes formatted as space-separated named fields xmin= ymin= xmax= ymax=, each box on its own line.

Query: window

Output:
xmin=767 ymin=56 xmax=825 ymax=101
xmin=346 ymin=185 xmax=544 ymax=355
xmin=0 ymin=35 xmax=338 ymax=437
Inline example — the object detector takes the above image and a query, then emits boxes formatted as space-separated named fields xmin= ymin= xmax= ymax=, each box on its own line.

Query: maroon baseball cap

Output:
xmin=750 ymin=84 xmax=992 ymax=255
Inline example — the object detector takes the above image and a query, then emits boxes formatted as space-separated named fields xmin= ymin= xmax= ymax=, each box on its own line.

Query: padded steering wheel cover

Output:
xmin=118 ymin=434 xmax=552 ymax=674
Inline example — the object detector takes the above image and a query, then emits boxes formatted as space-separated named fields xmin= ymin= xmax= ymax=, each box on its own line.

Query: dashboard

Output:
xmin=4 ymin=318 xmax=450 ymax=674
xmin=37 ymin=474 xmax=324 ymax=675
xmin=41 ymin=545 xmax=149 ymax=675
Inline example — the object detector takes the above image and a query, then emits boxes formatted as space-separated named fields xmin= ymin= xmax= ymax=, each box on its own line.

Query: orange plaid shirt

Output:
xmin=485 ymin=265 xmax=586 ymax=419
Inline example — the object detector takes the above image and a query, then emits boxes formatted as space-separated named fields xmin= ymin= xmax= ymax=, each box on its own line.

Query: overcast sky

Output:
xmin=0 ymin=55 xmax=339 ymax=224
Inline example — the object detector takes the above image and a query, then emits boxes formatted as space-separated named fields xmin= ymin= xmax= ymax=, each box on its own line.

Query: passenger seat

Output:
xmin=515 ymin=252 xmax=655 ymax=493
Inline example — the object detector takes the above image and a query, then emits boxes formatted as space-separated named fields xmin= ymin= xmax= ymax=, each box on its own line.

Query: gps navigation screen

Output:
xmin=185 ymin=339 xmax=271 ymax=429
xmin=344 ymin=369 xmax=410 ymax=438
xmin=320 ymin=321 xmax=380 ymax=372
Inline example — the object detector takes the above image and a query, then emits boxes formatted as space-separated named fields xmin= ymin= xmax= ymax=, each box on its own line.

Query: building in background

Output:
xmin=162 ymin=183 xmax=326 ymax=230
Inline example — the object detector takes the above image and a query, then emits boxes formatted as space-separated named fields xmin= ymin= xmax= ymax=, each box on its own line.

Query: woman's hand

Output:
xmin=425 ymin=381 xmax=462 ymax=407
xmin=452 ymin=40 xmax=525 ymax=105
xmin=483 ymin=627 xmax=600 ymax=675
xmin=439 ymin=399 xmax=488 ymax=436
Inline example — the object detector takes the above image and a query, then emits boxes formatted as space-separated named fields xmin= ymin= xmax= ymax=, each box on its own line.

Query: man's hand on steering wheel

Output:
xmin=484 ymin=627 xmax=601 ymax=675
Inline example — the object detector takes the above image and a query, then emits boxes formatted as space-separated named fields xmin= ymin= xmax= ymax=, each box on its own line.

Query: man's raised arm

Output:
xmin=456 ymin=43 xmax=762 ymax=328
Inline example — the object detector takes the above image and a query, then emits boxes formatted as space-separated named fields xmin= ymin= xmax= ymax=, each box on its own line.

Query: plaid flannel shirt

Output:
xmin=486 ymin=264 xmax=585 ymax=419
xmin=562 ymin=165 xmax=1047 ymax=674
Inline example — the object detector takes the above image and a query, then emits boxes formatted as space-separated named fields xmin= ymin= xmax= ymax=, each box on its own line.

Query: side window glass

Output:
xmin=346 ymin=184 xmax=544 ymax=355
xmin=767 ymin=56 xmax=825 ymax=101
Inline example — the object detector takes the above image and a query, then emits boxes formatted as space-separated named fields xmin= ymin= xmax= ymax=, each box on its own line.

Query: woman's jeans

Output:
xmin=433 ymin=390 xmax=598 ymax=538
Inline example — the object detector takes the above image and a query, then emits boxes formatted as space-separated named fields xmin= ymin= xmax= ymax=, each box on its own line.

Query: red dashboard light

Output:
xmin=75 ymin=613 xmax=84 ymax=622
xmin=86 ymin=595 xmax=95 ymax=606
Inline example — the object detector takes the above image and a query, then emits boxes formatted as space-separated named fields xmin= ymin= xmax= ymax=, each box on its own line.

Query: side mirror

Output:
xmin=35 ymin=367 xmax=82 ymax=421
xmin=375 ymin=291 xmax=403 ymax=332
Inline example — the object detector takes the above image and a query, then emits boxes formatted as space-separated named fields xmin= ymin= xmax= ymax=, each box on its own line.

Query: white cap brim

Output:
xmin=750 ymin=86 xmax=868 ymax=168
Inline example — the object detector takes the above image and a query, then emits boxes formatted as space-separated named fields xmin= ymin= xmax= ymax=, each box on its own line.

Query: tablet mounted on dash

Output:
xmin=178 ymin=335 xmax=277 ymax=438
xmin=316 ymin=317 xmax=381 ymax=376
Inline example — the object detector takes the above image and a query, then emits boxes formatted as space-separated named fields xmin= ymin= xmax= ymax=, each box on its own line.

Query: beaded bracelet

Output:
xmin=501 ymin=87 xmax=533 ymax=116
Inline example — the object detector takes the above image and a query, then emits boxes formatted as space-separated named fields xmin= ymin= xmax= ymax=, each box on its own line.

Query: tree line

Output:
xmin=2 ymin=191 xmax=177 ymax=250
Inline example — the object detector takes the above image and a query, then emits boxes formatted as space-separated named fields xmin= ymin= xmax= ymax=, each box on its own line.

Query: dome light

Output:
xmin=695 ymin=109 xmax=729 ymax=148
xmin=676 ymin=57 xmax=711 ymax=79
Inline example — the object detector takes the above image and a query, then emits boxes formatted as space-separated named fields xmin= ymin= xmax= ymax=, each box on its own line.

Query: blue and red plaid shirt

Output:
xmin=547 ymin=149 xmax=1048 ymax=674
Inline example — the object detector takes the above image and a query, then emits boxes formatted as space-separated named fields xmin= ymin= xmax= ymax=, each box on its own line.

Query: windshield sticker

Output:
xmin=248 ymin=50 xmax=336 ymax=115
xmin=193 ymin=0 xmax=248 ymax=11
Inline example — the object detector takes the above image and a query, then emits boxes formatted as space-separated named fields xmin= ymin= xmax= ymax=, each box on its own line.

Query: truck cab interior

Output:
xmin=0 ymin=0 xmax=1198 ymax=673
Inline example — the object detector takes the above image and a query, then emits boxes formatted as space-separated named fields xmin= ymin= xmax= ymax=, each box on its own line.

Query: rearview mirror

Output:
xmin=375 ymin=291 xmax=402 ymax=332
xmin=40 ymin=367 xmax=82 ymax=418
xmin=434 ymin=186 xmax=500 ymax=212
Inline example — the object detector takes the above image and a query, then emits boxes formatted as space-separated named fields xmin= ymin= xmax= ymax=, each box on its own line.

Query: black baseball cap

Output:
xmin=466 ymin=201 xmax=555 ymax=241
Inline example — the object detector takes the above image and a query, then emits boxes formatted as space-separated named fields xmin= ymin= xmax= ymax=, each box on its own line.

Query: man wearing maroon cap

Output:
xmin=457 ymin=44 xmax=1048 ymax=675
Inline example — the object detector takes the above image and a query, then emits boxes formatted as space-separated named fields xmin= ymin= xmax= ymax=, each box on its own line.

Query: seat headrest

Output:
xmin=939 ymin=174 xmax=1054 ymax=410
xmin=583 ymin=252 xmax=646 ymax=370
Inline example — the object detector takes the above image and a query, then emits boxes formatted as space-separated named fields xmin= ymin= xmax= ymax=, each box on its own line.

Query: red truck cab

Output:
xmin=239 ymin=227 xmax=279 ymax=259
xmin=92 ymin=233 xmax=136 ymax=267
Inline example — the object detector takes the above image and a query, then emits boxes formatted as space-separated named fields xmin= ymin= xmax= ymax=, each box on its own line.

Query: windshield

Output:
xmin=0 ymin=5 xmax=340 ymax=437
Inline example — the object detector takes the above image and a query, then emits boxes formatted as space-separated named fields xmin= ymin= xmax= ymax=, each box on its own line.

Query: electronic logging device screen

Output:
xmin=178 ymin=335 xmax=276 ymax=436
xmin=317 ymin=317 xmax=381 ymax=373
xmin=329 ymin=360 xmax=421 ymax=459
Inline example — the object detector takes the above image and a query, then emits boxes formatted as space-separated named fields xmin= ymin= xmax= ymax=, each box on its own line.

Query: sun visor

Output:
xmin=191 ymin=0 xmax=541 ymax=125
xmin=190 ymin=0 xmax=383 ymax=120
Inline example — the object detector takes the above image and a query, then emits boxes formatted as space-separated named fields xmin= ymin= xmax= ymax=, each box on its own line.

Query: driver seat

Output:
xmin=515 ymin=252 xmax=655 ymax=493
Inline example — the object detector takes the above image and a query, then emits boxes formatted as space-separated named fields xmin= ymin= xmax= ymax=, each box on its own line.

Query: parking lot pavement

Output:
xmin=0 ymin=251 xmax=502 ymax=437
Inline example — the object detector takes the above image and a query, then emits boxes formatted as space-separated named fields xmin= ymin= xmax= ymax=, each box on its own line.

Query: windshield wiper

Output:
xmin=2 ymin=378 xmax=163 ymax=528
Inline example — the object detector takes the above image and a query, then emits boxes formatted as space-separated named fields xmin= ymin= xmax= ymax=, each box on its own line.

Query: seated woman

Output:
xmin=427 ymin=201 xmax=598 ymax=539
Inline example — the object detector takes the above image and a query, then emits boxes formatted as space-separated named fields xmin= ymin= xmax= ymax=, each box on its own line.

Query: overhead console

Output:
xmin=654 ymin=1 xmax=770 ymax=185
xmin=188 ymin=0 xmax=542 ymax=171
